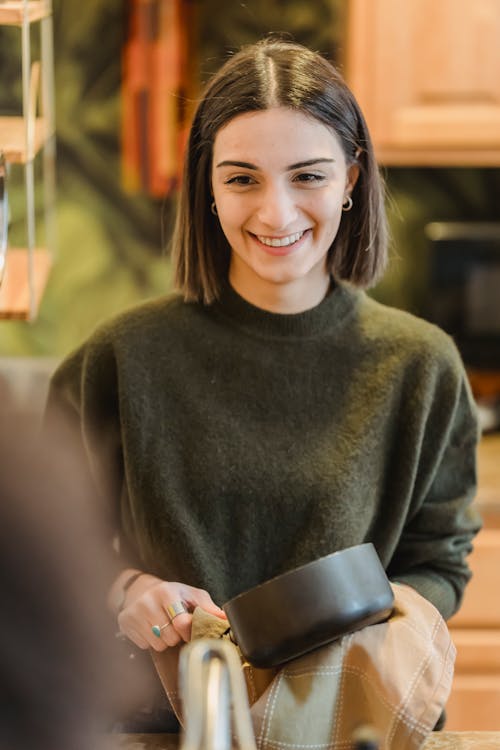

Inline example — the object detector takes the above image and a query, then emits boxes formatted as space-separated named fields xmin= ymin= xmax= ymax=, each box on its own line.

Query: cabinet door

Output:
xmin=446 ymin=529 xmax=500 ymax=730
xmin=346 ymin=0 xmax=500 ymax=164
xmin=448 ymin=530 xmax=500 ymax=628
xmin=446 ymin=631 xmax=500 ymax=731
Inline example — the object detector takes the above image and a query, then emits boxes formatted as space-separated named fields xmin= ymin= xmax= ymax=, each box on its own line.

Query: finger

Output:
xmin=116 ymin=617 xmax=149 ymax=650
xmin=181 ymin=586 xmax=227 ymax=620
xmin=149 ymin=629 xmax=172 ymax=652
xmin=161 ymin=619 xmax=186 ymax=647
xmin=146 ymin=615 xmax=181 ymax=651
xmin=168 ymin=611 xmax=192 ymax=643
xmin=127 ymin=626 xmax=150 ymax=650
xmin=158 ymin=594 xmax=194 ymax=642
xmin=121 ymin=605 xmax=172 ymax=652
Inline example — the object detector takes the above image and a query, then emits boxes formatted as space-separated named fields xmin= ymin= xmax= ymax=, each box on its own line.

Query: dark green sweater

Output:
xmin=48 ymin=281 xmax=481 ymax=620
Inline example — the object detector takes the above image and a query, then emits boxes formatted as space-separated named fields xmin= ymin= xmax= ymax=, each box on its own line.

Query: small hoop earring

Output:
xmin=211 ymin=201 xmax=218 ymax=216
xmin=342 ymin=195 xmax=353 ymax=212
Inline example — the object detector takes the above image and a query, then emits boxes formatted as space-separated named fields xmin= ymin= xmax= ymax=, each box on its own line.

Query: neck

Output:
xmin=228 ymin=268 xmax=332 ymax=315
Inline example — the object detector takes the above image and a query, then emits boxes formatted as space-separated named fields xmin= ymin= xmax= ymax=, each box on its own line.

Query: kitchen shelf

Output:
xmin=0 ymin=248 xmax=51 ymax=320
xmin=0 ymin=0 xmax=55 ymax=321
xmin=0 ymin=1 xmax=51 ymax=25
xmin=0 ymin=116 xmax=50 ymax=163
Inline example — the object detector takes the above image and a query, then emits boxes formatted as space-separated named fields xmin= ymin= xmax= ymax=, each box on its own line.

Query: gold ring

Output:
xmin=166 ymin=600 xmax=189 ymax=621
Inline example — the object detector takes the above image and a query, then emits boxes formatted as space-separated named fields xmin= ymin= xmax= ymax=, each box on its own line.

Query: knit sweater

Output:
xmin=47 ymin=281 xmax=481 ymax=620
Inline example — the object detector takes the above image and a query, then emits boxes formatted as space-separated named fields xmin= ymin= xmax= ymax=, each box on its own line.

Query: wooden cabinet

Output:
xmin=0 ymin=0 xmax=55 ymax=320
xmin=345 ymin=0 xmax=500 ymax=165
xmin=446 ymin=435 xmax=500 ymax=730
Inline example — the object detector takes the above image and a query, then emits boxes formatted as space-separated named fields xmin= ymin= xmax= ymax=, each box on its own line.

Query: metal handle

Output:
xmin=179 ymin=639 xmax=257 ymax=750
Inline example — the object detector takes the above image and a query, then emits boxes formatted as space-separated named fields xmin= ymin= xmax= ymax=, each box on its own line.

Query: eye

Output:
xmin=224 ymin=174 xmax=256 ymax=186
xmin=293 ymin=172 xmax=326 ymax=184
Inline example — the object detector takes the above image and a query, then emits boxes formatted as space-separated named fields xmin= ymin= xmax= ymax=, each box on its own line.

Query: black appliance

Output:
xmin=424 ymin=222 xmax=500 ymax=370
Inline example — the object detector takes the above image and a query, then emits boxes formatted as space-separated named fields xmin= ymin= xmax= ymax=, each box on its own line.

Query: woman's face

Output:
xmin=211 ymin=107 xmax=358 ymax=313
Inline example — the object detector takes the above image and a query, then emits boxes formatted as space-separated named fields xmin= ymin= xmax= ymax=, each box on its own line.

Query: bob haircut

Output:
xmin=172 ymin=37 xmax=388 ymax=304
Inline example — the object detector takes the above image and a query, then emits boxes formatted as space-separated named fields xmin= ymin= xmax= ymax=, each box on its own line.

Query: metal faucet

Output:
xmin=178 ymin=638 xmax=380 ymax=750
xmin=179 ymin=639 xmax=257 ymax=750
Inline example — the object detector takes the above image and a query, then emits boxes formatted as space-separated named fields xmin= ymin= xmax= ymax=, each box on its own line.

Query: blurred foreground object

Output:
xmin=0 ymin=405 xmax=128 ymax=750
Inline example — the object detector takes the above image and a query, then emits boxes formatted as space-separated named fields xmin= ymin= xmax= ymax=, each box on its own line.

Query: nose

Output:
xmin=256 ymin=183 xmax=298 ymax=230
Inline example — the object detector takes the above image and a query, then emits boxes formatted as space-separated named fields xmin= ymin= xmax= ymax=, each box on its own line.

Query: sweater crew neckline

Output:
xmin=213 ymin=280 xmax=360 ymax=338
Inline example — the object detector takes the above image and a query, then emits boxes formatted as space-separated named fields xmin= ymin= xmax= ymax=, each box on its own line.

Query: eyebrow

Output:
xmin=215 ymin=158 xmax=335 ymax=170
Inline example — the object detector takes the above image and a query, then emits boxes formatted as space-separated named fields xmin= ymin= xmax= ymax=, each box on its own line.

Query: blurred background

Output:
xmin=0 ymin=0 xmax=498 ymax=363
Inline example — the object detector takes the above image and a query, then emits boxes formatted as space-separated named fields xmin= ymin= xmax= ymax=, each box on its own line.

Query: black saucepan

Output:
xmin=223 ymin=543 xmax=394 ymax=668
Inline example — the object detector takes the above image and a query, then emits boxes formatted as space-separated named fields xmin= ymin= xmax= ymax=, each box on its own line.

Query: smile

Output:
xmin=255 ymin=230 xmax=306 ymax=248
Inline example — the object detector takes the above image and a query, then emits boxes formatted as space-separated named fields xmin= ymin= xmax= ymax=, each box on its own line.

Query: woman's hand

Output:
xmin=116 ymin=573 xmax=227 ymax=652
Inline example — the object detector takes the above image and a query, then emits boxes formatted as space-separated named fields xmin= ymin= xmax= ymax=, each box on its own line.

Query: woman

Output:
xmin=47 ymin=37 xmax=481 ymax=731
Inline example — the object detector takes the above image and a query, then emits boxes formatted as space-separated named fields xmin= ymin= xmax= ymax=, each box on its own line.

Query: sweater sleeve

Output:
xmin=44 ymin=334 xmax=143 ymax=581
xmin=387 ymin=346 xmax=482 ymax=620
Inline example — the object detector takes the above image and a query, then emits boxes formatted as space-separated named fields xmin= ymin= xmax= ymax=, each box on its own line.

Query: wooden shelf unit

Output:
xmin=0 ymin=116 xmax=50 ymax=163
xmin=0 ymin=248 xmax=51 ymax=319
xmin=0 ymin=0 xmax=55 ymax=320
xmin=0 ymin=1 xmax=51 ymax=25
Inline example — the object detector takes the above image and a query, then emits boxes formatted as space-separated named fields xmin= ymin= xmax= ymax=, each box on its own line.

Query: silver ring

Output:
xmin=166 ymin=600 xmax=189 ymax=621
xmin=152 ymin=622 xmax=171 ymax=638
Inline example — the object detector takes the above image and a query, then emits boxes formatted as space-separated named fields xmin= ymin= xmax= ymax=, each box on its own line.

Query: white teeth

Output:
xmin=256 ymin=231 xmax=305 ymax=247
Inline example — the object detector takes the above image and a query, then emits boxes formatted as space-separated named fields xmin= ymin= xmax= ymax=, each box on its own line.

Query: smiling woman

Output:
xmin=212 ymin=107 xmax=359 ymax=313
xmin=211 ymin=108 xmax=359 ymax=312
xmin=45 ymin=37 xmax=481 ymax=739
xmin=173 ymin=37 xmax=387 ymax=308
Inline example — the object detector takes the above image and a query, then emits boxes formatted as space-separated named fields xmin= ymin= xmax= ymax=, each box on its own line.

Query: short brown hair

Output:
xmin=172 ymin=37 xmax=388 ymax=304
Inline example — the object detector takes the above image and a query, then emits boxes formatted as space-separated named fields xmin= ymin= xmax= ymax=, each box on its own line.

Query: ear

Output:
xmin=346 ymin=163 xmax=360 ymax=194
